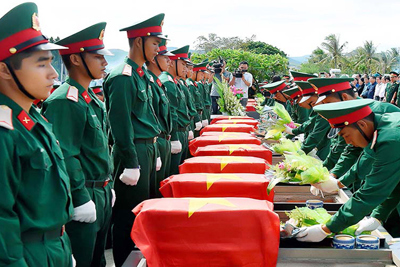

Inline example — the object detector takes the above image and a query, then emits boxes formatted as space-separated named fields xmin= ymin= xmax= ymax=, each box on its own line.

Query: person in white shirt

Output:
xmin=374 ymin=76 xmax=386 ymax=101
xmin=229 ymin=61 xmax=253 ymax=107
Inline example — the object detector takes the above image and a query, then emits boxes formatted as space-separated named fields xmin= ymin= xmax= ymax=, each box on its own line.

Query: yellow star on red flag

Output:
xmin=218 ymin=132 xmax=241 ymax=142
xmin=205 ymin=174 xmax=242 ymax=190
xmin=226 ymin=144 xmax=252 ymax=155
xmin=212 ymin=156 xmax=250 ymax=171
xmin=187 ymin=198 xmax=236 ymax=218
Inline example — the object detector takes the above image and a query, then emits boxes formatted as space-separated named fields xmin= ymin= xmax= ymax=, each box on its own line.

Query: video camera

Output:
xmin=234 ymin=68 xmax=247 ymax=78
xmin=211 ymin=56 xmax=224 ymax=74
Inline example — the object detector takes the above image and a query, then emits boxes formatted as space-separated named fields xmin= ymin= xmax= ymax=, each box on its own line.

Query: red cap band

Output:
xmin=169 ymin=53 xmax=188 ymax=60
xmin=59 ymin=38 xmax=104 ymax=55
xmin=293 ymin=76 xmax=314 ymax=81
xmin=328 ymin=105 xmax=372 ymax=127
xmin=0 ymin=28 xmax=48 ymax=61
xmin=269 ymin=83 xmax=287 ymax=94
xmin=93 ymin=88 xmax=102 ymax=94
xmin=289 ymin=90 xmax=302 ymax=99
xmin=127 ymin=26 xmax=162 ymax=38
xmin=315 ymin=81 xmax=351 ymax=95
xmin=193 ymin=66 xmax=207 ymax=71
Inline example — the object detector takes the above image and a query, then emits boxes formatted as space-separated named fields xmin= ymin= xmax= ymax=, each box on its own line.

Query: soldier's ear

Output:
xmin=356 ymin=119 xmax=368 ymax=130
xmin=69 ymin=54 xmax=81 ymax=67
xmin=0 ymin=62 xmax=13 ymax=80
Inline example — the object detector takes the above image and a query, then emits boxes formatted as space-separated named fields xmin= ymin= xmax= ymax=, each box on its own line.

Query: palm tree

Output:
xmin=320 ymin=34 xmax=348 ymax=69
xmin=355 ymin=41 xmax=379 ymax=73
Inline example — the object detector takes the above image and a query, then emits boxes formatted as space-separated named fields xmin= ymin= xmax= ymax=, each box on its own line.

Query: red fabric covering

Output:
xmin=131 ymin=197 xmax=280 ymax=267
xmin=246 ymin=99 xmax=257 ymax=112
xmin=192 ymin=144 xmax=272 ymax=163
xmin=215 ymin=119 xmax=259 ymax=128
xmin=211 ymin=116 xmax=257 ymax=124
xmin=201 ymin=132 xmax=255 ymax=137
xmin=160 ymin=173 xmax=275 ymax=201
xmin=246 ymin=105 xmax=256 ymax=112
xmin=200 ymin=124 xmax=255 ymax=135
xmin=179 ymin=156 xmax=268 ymax=174
xmin=189 ymin=134 xmax=261 ymax=156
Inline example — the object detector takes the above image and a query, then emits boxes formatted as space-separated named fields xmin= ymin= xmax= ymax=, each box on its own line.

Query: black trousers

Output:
xmin=211 ymin=96 xmax=221 ymax=115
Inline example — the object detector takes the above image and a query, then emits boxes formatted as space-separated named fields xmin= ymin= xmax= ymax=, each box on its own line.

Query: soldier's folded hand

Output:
xmin=355 ymin=217 xmax=381 ymax=235
xmin=171 ymin=141 xmax=182 ymax=154
xmin=311 ymin=175 xmax=339 ymax=194
xmin=119 ymin=168 xmax=140 ymax=186
xmin=73 ymin=200 xmax=97 ymax=223
xmin=156 ymin=157 xmax=162 ymax=171
xmin=195 ymin=121 xmax=202 ymax=131
xmin=201 ymin=119 xmax=209 ymax=127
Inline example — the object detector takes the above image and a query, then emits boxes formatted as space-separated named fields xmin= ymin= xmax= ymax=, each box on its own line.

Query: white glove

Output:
xmin=312 ymin=175 xmax=339 ymax=194
xmin=195 ymin=121 xmax=202 ymax=131
xmin=119 ymin=168 xmax=140 ymax=186
xmin=72 ymin=255 xmax=76 ymax=267
xmin=188 ymin=130 xmax=194 ymax=140
xmin=296 ymin=224 xmax=329 ymax=242
xmin=111 ymin=189 xmax=116 ymax=207
xmin=284 ymin=124 xmax=293 ymax=135
xmin=355 ymin=217 xmax=381 ymax=235
xmin=310 ymin=185 xmax=321 ymax=196
xmin=72 ymin=200 xmax=97 ymax=223
xmin=201 ymin=119 xmax=209 ymax=127
xmin=156 ymin=157 xmax=162 ymax=171
xmin=307 ymin=148 xmax=320 ymax=160
xmin=171 ymin=140 xmax=182 ymax=154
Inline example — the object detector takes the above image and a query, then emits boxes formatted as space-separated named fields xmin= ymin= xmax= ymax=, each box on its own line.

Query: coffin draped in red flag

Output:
xmin=160 ymin=173 xmax=275 ymax=201
xmin=179 ymin=156 xmax=268 ymax=174
xmin=214 ymin=119 xmax=259 ymax=128
xmin=200 ymin=124 xmax=256 ymax=135
xmin=191 ymin=144 xmax=272 ymax=163
xmin=211 ymin=116 xmax=257 ymax=124
xmin=131 ymin=197 xmax=280 ymax=267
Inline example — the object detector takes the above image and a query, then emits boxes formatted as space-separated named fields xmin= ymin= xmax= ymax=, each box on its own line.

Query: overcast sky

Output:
xmin=3 ymin=0 xmax=400 ymax=57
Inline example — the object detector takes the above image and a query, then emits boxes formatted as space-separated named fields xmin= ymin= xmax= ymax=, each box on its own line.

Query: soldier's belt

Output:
xmin=177 ymin=126 xmax=187 ymax=132
xmin=159 ymin=133 xmax=171 ymax=141
xmin=134 ymin=136 xmax=158 ymax=144
xmin=21 ymin=226 xmax=65 ymax=243
xmin=85 ymin=179 xmax=110 ymax=188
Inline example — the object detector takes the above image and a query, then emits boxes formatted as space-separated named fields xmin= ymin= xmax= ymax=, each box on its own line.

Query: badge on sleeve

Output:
xmin=0 ymin=105 xmax=14 ymax=130
xmin=122 ymin=64 xmax=132 ymax=76
xmin=168 ymin=75 xmax=174 ymax=83
xmin=66 ymin=86 xmax=79 ymax=102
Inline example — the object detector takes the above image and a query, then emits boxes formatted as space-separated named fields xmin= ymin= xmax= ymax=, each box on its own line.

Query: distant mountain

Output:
xmin=288 ymin=55 xmax=310 ymax=67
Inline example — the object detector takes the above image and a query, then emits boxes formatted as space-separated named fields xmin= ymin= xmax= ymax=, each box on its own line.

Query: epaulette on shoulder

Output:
xmin=0 ymin=105 xmax=14 ymax=130
xmin=122 ymin=64 xmax=132 ymax=76
xmin=66 ymin=86 xmax=79 ymax=102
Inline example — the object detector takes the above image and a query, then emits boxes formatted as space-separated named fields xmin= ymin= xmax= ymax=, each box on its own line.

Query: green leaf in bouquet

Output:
xmin=273 ymin=102 xmax=292 ymax=124
xmin=300 ymin=165 xmax=329 ymax=185
xmin=267 ymin=176 xmax=286 ymax=195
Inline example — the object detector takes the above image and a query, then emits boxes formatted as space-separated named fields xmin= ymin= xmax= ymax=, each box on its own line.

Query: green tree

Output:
xmin=355 ymin=41 xmax=379 ymax=73
xmin=194 ymin=33 xmax=256 ymax=53
xmin=191 ymin=49 xmax=288 ymax=81
xmin=241 ymin=41 xmax=287 ymax=57
xmin=320 ymin=34 xmax=347 ymax=69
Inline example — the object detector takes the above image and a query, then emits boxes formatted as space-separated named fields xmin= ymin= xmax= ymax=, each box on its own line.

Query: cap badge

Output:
xmin=99 ymin=29 xmax=105 ymax=40
xmin=32 ymin=13 xmax=40 ymax=31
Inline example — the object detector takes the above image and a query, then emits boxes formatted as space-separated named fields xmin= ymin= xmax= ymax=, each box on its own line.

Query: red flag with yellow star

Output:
xmin=192 ymin=144 xmax=272 ymax=163
xmin=200 ymin=123 xmax=255 ymax=135
xmin=214 ymin=119 xmax=259 ymax=128
xmin=210 ymin=116 xmax=257 ymax=124
xmin=201 ymin=132 xmax=255 ymax=137
xmin=179 ymin=156 xmax=268 ymax=174
xmin=160 ymin=173 xmax=275 ymax=201
xmin=188 ymin=134 xmax=261 ymax=156
xmin=131 ymin=197 xmax=280 ymax=267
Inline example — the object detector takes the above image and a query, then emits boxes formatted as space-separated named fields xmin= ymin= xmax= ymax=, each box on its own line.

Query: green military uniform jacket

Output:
xmin=301 ymin=113 xmax=331 ymax=160
xmin=0 ymin=94 xmax=73 ymax=266
xmin=186 ymin=78 xmax=204 ymax=115
xmin=42 ymin=78 xmax=112 ymax=207
xmin=149 ymin=71 xmax=173 ymax=136
xmin=103 ymin=57 xmax=161 ymax=169
xmin=203 ymin=81 xmax=212 ymax=108
xmin=331 ymin=100 xmax=400 ymax=180
xmin=327 ymin=113 xmax=400 ymax=232
xmin=159 ymin=71 xmax=190 ymax=139
xmin=323 ymin=134 xmax=347 ymax=171
xmin=386 ymin=82 xmax=399 ymax=103
xmin=291 ymin=102 xmax=310 ymax=124
xmin=196 ymin=82 xmax=207 ymax=120
xmin=178 ymin=79 xmax=200 ymax=124
xmin=292 ymin=109 xmax=316 ymax=136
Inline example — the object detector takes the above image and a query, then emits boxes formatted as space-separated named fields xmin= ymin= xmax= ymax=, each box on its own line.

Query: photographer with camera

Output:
xmin=229 ymin=61 xmax=253 ymax=107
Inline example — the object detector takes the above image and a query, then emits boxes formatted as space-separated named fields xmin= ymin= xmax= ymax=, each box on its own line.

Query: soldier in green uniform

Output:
xmin=297 ymin=99 xmax=400 ymax=242
xmin=170 ymin=46 xmax=201 ymax=151
xmin=282 ymin=86 xmax=310 ymax=124
xmin=386 ymin=71 xmax=399 ymax=104
xmin=309 ymin=78 xmax=400 ymax=187
xmin=103 ymin=14 xmax=165 ymax=266
xmin=285 ymin=81 xmax=331 ymax=160
xmin=202 ymin=62 xmax=212 ymax=123
xmin=145 ymin=38 xmax=174 ymax=194
xmin=159 ymin=46 xmax=190 ymax=175
xmin=192 ymin=62 xmax=208 ymax=126
xmin=186 ymin=55 xmax=203 ymax=137
xmin=0 ymin=3 xmax=74 ymax=266
xmin=260 ymin=80 xmax=288 ymax=108
xmin=42 ymin=23 xmax=113 ymax=267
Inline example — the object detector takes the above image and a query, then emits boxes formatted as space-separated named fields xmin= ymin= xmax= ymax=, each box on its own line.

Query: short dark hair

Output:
xmin=385 ymin=76 xmax=390 ymax=82
xmin=350 ymin=112 xmax=374 ymax=128
xmin=61 ymin=54 xmax=73 ymax=69
xmin=128 ymin=36 xmax=149 ymax=48
xmin=5 ymin=47 xmax=36 ymax=70
xmin=337 ymin=88 xmax=355 ymax=98
xmin=272 ymin=75 xmax=281 ymax=82
xmin=239 ymin=61 xmax=248 ymax=66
